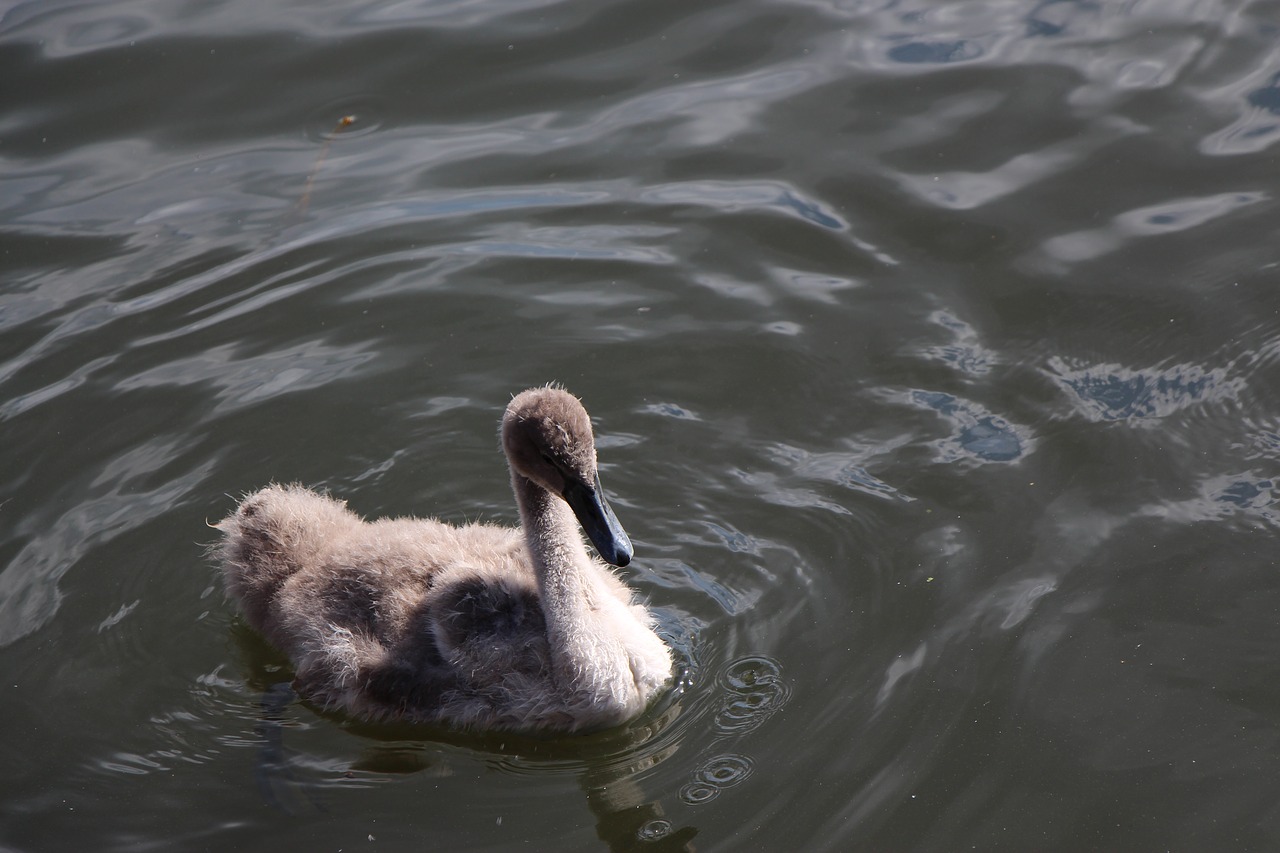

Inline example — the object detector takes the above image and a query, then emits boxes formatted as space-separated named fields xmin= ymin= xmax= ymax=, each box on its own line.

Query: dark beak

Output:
xmin=562 ymin=470 xmax=633 ymax=567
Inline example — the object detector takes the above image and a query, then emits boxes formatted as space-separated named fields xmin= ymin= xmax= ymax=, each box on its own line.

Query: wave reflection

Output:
xmin=1047 ymin=357 xmax=1243 ymax=423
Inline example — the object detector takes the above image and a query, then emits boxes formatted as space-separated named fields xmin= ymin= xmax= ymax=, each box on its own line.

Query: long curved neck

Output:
xmin=510 ymin=468 xmax=661 ymax=724
xmin=511 ymin=471 xmax=601 ymax=636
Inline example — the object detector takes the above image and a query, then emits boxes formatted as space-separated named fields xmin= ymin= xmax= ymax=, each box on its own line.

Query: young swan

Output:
xmin=217 ymin=386 xmax=672 ymax=732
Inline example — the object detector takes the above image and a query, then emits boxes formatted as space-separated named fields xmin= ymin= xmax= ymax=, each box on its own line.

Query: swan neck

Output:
xmin=511 ymin=467 xmax=658 ymax=724
xmin=511 ymin=472 xmax=593 ymax=603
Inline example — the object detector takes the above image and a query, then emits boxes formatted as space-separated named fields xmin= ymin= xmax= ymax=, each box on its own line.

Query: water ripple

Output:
xmin=0 ymin=441 xmax=218 ymax=646
xmin=765 ymin=442 xmax=915 ymax=503
xmin=678 ymin=780 xmax=720 ymax=805
xmin=907 ymin=391 xmax=1031 ymax=464
xmin=696 ymin=753 xmax=754 ymax=788
xmin=638 ymin=402 xmax=700 ymax=421
xmin=920 ymin=311 xmax=994 ymax=376
xmin=636 ymin=818 xmax=673 ymax=841
xmin=895 ymin=122 xmax=1142 ymax=211
xmin=117 ymin=341 xmax=380 ymax=415
xmin=1139 ymin=473 xmax=1278 ymax=528
xmin=1041 ymin=192 xmax=1267 ymax=263
xmin=714 ymin=655 xmax=791 ymax=735
xmin=1047 ymin=357 xmax=1244 ymax=423
xmin=1200 ymin=59 xmax=1280 ymax=155
xmin=677 ymin=754 xmax=755 ymax=806
xmin=639 ymin=180 xmax=846 ymax=229
xmin=728 ymin=460 xmax=853 ymax=515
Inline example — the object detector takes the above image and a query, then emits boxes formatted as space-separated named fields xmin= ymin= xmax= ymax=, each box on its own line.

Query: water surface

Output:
xmin=3 ymin=0 xmax=1280 ymax=850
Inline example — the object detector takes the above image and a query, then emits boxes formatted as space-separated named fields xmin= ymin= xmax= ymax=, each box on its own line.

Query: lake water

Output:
xmin=4 ymin=0 xmax=1280 ymax=850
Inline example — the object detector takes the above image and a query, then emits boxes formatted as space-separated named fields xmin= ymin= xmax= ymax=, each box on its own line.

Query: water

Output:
xmin=3 ymin=0 xmax=1280 ymax=849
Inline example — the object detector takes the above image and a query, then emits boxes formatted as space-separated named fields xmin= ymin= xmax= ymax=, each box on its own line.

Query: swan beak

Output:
xmin=563 ymin=471 xmax=634 ymax=567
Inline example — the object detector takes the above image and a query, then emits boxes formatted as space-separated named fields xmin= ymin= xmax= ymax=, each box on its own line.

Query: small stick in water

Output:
xmin=296 ymin=114 xmax=356 ymax=217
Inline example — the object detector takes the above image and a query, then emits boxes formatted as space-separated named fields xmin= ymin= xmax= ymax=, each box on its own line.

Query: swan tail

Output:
xmin=216 ymin=484 xmax=357 ymax=634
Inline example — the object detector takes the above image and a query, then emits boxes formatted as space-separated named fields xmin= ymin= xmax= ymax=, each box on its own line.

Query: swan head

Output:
xmin=502 ymin=386 xmax=634 ymax=567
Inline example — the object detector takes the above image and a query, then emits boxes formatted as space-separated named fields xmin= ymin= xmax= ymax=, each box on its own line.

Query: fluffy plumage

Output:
xmin=217 ymin=386 xmax=672 ymax=731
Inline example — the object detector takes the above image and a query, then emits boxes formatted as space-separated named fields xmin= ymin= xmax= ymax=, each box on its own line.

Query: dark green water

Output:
xmin=3 ymin=0 xmax=1280 ymax=850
